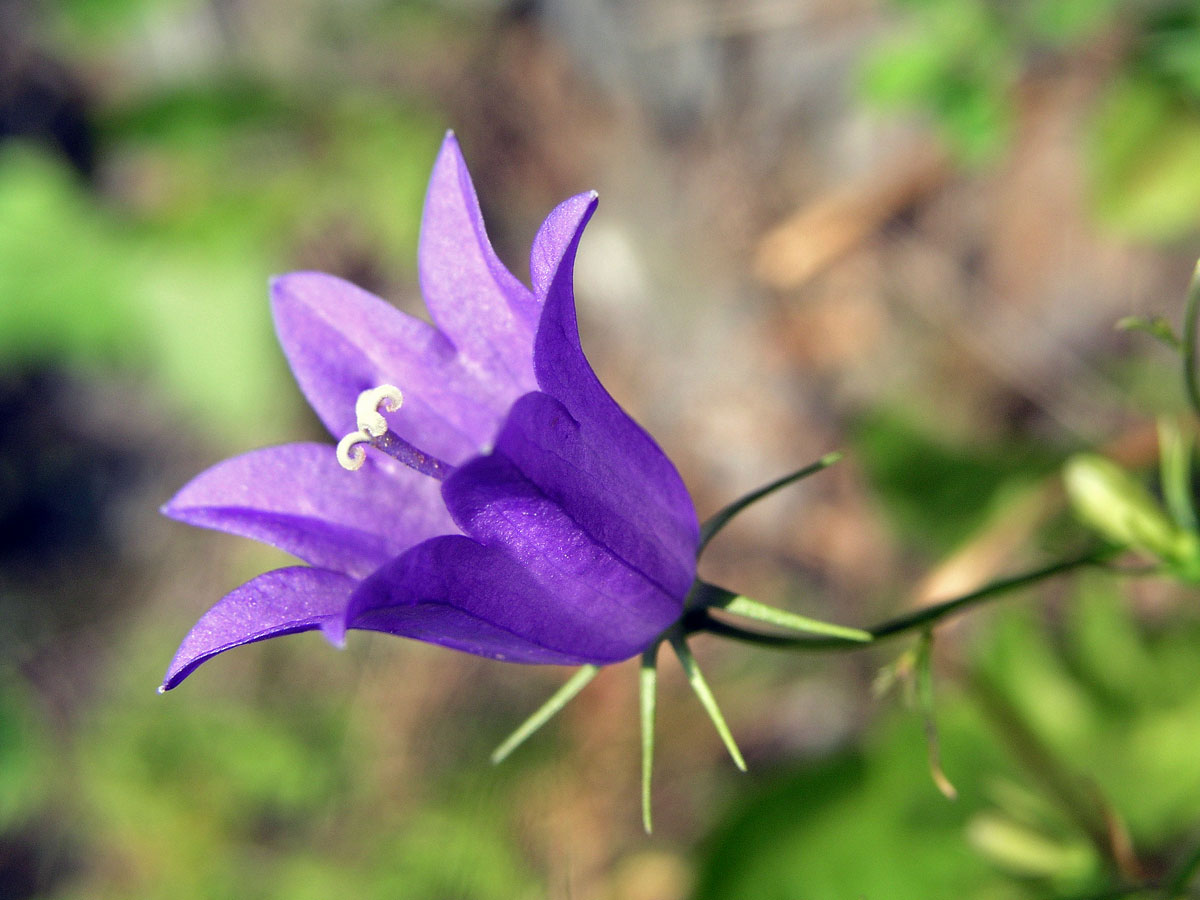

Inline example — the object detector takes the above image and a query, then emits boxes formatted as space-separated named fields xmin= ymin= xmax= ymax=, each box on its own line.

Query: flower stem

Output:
xmin=692 ymin=548 xmax=1112 ymax=650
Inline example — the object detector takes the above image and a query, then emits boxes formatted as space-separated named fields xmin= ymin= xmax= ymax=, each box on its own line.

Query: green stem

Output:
xmin=1183 ymin=259 xmax=1200 ymax=420
xmin=692 ymin=549 xmax=1112 ymax=650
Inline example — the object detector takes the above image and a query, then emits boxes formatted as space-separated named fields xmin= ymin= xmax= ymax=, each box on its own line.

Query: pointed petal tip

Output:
xmin=159 ymin=493 xmax=194 ymax=524
xmin=268 ymin=271 xmax=296 ymax=295
xmin=529 ymin=191 xmax=601 ymax=298
xmin=268 ymin=270 xmax=323 ymax=306
xmin=321 ymin=618 xmax=348 ymax=648
xmin=159 ymin=661 xmax=193 ymax=692
xmin=268 ymin=272 xmax=309 ymax=318
xmin=434 ymin=130 xmax=466 ymax=169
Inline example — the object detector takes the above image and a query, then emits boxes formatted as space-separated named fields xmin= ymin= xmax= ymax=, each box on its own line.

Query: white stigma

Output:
xmin=336 ymin=431 xmax=371 ymax=470
xmin=354 ymin=384 xmax=404 ymax=437
xmin=337 ymin=384 xmax=404 ymax=471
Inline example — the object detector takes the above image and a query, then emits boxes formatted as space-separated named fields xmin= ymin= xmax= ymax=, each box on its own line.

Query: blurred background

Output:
xmin=4 ymin=0 xmax=1200 ymax=897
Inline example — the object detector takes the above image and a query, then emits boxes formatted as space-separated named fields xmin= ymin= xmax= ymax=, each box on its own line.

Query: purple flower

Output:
xmin=161 ymin=133 xmax=700 ymax=691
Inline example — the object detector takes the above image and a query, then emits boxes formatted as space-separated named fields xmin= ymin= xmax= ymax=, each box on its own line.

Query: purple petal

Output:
xmin=161 ymin=567 xmax=356 ymax=691
xmin=530 ymin=192 xmax=599 ymax=300
xmin=530 ymin=194 xmax=701 ymax=581
xmin=347 ymin=535 xmax=663 ymax=664
xmin=271 ymin=272 xmax=507 ymax=463
xmin=445 ymin=391 xmax=694 ymax=608
xmin=162 ymin=443 xmax=456 ymax=578
xmin=418 ymin=133 xmax=539 ymax=396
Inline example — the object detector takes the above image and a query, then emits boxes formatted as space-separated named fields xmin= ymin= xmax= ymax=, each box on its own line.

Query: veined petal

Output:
xmin=530 ymin=191 xmax=599 ymax=300
xmin=347 ymin=535 xmax=663 ymax=664
xmin=445 ymin=391 xmax=693 ymax=608
xmin=419 ymin=133 xmax=539 ymax=396
xmin=161 ymin=566 xmax=356 ymax=691
xmin=271 ymin=272 xmax=507 ymax=463
xmin=162 ymin=443 xmax=455 ymax=578
xmin=530 ymin=194 xmax=700 ymax=583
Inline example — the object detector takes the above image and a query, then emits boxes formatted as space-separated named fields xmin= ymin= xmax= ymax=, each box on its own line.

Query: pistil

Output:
xmin=337 ymin=385 xmax=455 ymax=481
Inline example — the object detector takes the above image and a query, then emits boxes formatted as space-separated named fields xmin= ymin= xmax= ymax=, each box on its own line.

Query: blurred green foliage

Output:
xmin=0 ymin=677 xmax=51 ymax=831
xmin=853 ymin=411 xmax=1060 ymax=555
xmin=859 ymin=0 xmax=1019 ymax=163
xmin=1 ymin=630 xmax=539 ymax=899
xmin=695 ymin=712 xmax=1012 ymax=900
xmin=1 ymin=67 xmax=439 ymax=442
xmin=696 ymin=578 xmax=1200 ymax=899
xmin=862 ymin=0 xmax=1200 ymax=241
xmin=4 ymin=0 xmax=1200 ymax=898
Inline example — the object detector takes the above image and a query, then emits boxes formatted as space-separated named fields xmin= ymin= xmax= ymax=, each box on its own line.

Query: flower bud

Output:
xmin=966 ymin=813 xmax=1094 ymax=883
xmin=1063 ymin=454 xmax=1199 ymax=566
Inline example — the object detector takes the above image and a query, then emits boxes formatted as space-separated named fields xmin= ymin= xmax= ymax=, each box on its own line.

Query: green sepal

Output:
xmin=1062 ymin=453 xmax=1199 ymax=569
xmin=698 ymin=452 xmax=843 ymax=553
xmin=639 ymin=644 xmax=659 ymax=834
xmin=490 ymin=664 xmax=600 ymax=765
xmin=688 ymin=581 xmax=870 ymax=642
xmin=720 ymin=594 xmax=872 ymax=643
xmin=669 ymin=634 xmax=746 ymax=772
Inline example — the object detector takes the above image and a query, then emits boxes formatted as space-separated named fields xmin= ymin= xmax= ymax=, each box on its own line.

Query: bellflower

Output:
xmin=161 ymin=133 xmax=701 ymax=691
xmin=164 ymin=134 xmax=868 ymax=830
